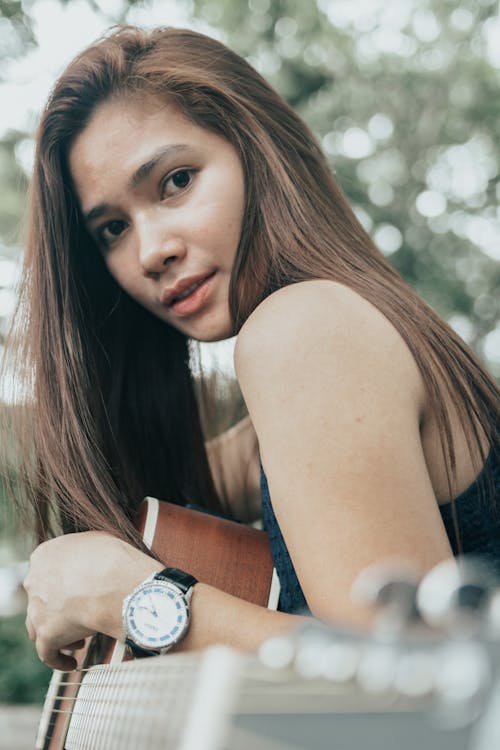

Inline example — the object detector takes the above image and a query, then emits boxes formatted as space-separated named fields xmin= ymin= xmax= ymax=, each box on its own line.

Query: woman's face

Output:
xmin=69 ymin=97 xmax=245 ymax=342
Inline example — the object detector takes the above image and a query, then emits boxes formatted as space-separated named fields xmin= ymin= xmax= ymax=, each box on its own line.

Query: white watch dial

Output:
xmin=125 ymin=581 xmax=189 ymax=650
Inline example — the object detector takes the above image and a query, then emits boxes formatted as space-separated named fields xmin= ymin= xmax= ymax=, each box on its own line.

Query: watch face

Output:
xmin=125 ymin=580 xmax=189 ymax=651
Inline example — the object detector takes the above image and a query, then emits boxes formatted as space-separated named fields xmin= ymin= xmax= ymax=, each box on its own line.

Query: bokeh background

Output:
xmin=0 ymin=0 xmax=499 ymax=715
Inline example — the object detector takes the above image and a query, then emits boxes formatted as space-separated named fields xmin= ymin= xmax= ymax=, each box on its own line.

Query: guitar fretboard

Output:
xmin=55 ymin=645 xmax=437 ymax=750
xmin=63 ymin=648 xmax=243 ymax=750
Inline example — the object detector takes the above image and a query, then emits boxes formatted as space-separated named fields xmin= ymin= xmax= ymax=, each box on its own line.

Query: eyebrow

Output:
xmin=83 ymin=144 xmax=190 ymax=225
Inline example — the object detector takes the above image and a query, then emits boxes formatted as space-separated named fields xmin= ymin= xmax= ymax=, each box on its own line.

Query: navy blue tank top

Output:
xmin=260 ymin=447 xmax=500 ymax=614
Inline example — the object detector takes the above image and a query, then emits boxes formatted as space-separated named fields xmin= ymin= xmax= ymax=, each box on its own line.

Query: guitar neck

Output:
xmin=50 ymin=648 xmax=247 ymax=750
xmin=44 ymin=644 xmax=442 ymax=750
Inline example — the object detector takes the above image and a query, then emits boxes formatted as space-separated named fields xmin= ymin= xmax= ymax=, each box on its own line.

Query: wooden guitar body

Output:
xmin=137 ymin=497 xmax=278 ymax=606
xmin=36 ymin=497 xmax=278 ymax=749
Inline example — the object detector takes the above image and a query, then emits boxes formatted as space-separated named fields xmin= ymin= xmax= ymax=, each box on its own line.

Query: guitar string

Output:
xmin=96 ymin=660 xmax=109 ymax=749
xmin=42 ymin=690 xmax=391 ymax=726
xmin=43 ymin=666 xmax=368 ymax=743
xmin=142 ymin=651 xmax=161 ymax=749
xmin=50 ymin=665 xmax=355 ymax=697
xmin=97 ymin=663 xmax=108 ymax=748
xmin=91 ymin=663 xmax=117 ymax=750
xmin=82 ymin=661 xmax=99 ymax=749
xmin=43 ymin=679 xmax=359 ymax=719
xmin=100 ymin=659 xmax=115 ymax=750
xmin=136 ymin=652 xmax=151 ymax=747
xmin=66 ymin=669 xmax=84 ymax=744
xmin=110 ymin=657 xmax=125 ymax=750
xmin=44 ymin=663 xmax=208 ymax=719
xmin=128 ymin=651 xmax=148 ymax=750
xmin=54 ymin=677 xmax=330 ymax=693
xmin=39 ymin=674 xmax=66 ymax=747
xmin=72 ymin=666 xmax=84 ymax=750
xmin=46 ymin=680 xmax=343 ymax=702
xmin=44 ymin=708 xmax=173 ymax=723
xmin=42 ymin=669 xmax=407 ymax=745
xmin=76 ymin=666 xmax=88 ymax=747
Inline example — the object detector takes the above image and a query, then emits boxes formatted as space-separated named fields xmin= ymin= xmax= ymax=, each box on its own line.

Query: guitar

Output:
xmin=35 ymin=602 xmax=498 ymax=750
xmin=35 ymin=506 xmax=500 ymax=750
xmin=35 ymin=496 xmax=279 ymax=749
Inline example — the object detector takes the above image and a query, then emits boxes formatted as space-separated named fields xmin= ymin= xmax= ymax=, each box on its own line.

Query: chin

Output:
xmin=186 ymin=309 xmax=235 ymax=343
xmin=192 ymin=324 xmax=235 ymax=343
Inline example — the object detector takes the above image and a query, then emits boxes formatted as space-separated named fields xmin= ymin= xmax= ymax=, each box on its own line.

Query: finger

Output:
xmin=62 ymin=639 xmax=86 ymax=651
xmin=25 ymin=615 xmax=35 ymax=642
xmin=37 ymin=640 xmax=78 ymax=672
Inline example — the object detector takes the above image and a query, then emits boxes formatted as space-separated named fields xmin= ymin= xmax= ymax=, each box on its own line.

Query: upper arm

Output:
xmin=235 ymin=281 xmax=452 ymax=627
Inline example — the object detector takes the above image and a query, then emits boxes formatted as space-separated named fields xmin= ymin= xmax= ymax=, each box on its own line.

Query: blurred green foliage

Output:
xmin=0 ymin=0 xmax=34 ymax=57
xmin=0 ymin=132 xmax=28 ymax=245
xmin=0 ymin=614 xmax=51 ymax=703
xmin=195 ymin=0 xmax=500 ymax=356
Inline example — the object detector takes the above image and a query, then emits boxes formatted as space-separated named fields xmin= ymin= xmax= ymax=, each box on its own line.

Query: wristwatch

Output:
xmin=122 ymin=567 xmax=198 ymax=656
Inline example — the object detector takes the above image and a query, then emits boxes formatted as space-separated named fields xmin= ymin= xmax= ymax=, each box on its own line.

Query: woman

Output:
xmin=3 ymin=26 xmax=498 ymax=671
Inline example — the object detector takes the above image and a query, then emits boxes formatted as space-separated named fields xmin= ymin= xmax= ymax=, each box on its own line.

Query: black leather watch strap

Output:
xmin=154 ymin=567 xmax=197 ymax=594
xmin=125 ymin=639 xmax=159 ymax=658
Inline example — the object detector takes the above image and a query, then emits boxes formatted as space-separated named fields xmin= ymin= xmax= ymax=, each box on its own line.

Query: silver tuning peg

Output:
xmin=416 ymin=557 xmax=497 ymax=635
xmin=486 ymin=588 xmax=500 ymax=638
xmin=351 ymin=559 xmax=422 ymax=636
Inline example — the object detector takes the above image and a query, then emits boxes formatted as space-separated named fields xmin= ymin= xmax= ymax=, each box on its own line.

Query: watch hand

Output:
xmin=137 ymin=604 xmax=155 ymax=614
xmin=148 ymin=595 xmax=159 ymax=618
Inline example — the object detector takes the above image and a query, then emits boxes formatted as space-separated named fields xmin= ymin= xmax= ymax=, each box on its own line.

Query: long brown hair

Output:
xmin=2 ymin=26 xmax=499 ymax=547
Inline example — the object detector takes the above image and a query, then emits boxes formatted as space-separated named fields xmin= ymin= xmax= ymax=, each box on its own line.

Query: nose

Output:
xmin=137 ymin=216 xmax=187 ymax=277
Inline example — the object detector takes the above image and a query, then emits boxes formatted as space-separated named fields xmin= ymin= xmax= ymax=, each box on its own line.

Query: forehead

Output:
xmin=68 ymin=97 xmax=217 ymax=211
xmin=69 ymin=97 xmax=190 ymax=172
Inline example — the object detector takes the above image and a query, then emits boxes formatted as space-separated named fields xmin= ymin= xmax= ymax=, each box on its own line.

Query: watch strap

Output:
xmin=125 ymin=638 xmax=159 ymax=658
xmin=154 ymin=567 xmax=197 ymax=594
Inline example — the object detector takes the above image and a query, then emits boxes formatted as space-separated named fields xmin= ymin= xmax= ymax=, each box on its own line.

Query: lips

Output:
xmin=160 ymin=271 xmax=216 ymax=307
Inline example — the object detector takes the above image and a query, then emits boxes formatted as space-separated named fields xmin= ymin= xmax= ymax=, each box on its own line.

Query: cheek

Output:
xmin=218 ymin=176 xmax=245 ymax=228
xmin=198 ymin=191 xmax=244 ymax=247
xmin=105 ymin=255 xmax=140 ymax=297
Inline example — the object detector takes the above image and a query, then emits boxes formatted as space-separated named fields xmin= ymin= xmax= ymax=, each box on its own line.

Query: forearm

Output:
xmin=25 ymin=531 xmax=305 ymax=670
xmin=102 ymin=569 xmax=307 ymax=654
xmin=174 ymin=582 xmax=308 ymax=653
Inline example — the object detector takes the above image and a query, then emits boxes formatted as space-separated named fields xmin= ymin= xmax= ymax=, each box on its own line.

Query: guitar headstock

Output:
xmin=258 ymin=556 xmax=500 ymax=735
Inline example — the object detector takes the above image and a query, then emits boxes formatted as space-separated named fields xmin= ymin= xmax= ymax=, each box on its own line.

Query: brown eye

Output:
xmin=172 ymin=170 xmax=191 ymax=188
xmin=106 ymin=220 xmax=126 ymax=236
xmin=99 ymin=219 xmax=127 ymax=246
xmin=162 ymin=169 xmax=193 ymax=197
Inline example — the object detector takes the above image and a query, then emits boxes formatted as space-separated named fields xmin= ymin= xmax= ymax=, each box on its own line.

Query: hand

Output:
xmin=23 ymin=531 xmax=162 ymax=670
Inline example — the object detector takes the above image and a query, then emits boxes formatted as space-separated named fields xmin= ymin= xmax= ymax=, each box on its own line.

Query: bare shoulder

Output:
xmin=233 ymin=281 xmax=451 ymax=627
xmin=234 ymin=280 xmax=426 ymax=419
